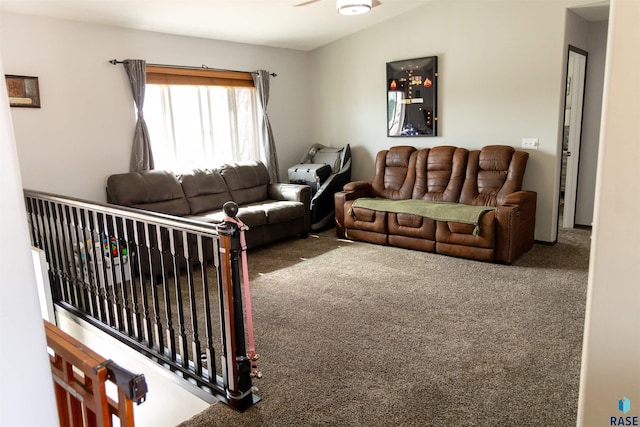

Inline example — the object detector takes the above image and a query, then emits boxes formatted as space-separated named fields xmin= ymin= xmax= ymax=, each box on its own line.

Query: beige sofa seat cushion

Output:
xmin=187 ymin=206 xmax=267 ymax=228
xmin=251 ymin=200 xmax=306 ymax=224
xmin=188 ymin=201 xmax=306 ymax=226
xmin=189 ymin=201 xmax=305 ymax=228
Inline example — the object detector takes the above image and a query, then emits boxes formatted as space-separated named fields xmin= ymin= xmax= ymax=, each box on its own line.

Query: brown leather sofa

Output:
xmin=334 ymin=145 xmax=536 ymax=264
xmin=106 ymin=160 xmax=311 ymax=250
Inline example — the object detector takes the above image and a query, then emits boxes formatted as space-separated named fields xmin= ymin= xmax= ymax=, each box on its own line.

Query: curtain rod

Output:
xmin=109 ymin=59 xmax=277 ymax=77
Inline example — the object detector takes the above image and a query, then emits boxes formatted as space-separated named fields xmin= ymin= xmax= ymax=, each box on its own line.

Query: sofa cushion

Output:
xmin=234 ymin=206 xmax=268 ymax=228
xmin=221 ymin=160 xmax=270 ymax=205
xmin=388 ymin=213 xmax=436 ymax=240
xmin=412 ymin=146 xmax=468 ymax=202
xmin=253 ymin=200 xmax=306 ymax=224
xmin=435 ymin=211 xmax=497 ymax=262
xmin=179 ymin=169 xmax=233 ymax=215
xmin=370 ymin=146 xmax=417 ymax=200
xmin=460 ymin=146 xmax=528 ymax=207
xmin=344 ymin=200 xmax=387 ymax=234
xmin=106 ymin=170 xmax=191 ymax=216
xmin=187 ymin=199 xmax=305 ymax=229
xmin=186 ymin=205 xmax=266 ymax=227
xmin=435 ymin=210 xmax=496 ymax=249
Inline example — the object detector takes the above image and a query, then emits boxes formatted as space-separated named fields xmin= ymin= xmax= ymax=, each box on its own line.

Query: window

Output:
xmin=144 ymin=66 xmax=261 ymax=173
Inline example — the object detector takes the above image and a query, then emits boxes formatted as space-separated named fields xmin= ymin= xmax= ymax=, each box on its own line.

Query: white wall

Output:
xmin=0 ymin=54 xmax=58 ymax=427
xmin=310 ymin=0 xmax=594 ymax=242
xmin=0 ymin=12 xmax=312 ymax=203
xmin=575 ymin=20 xmax=608 ymax=226
xmin=577 ymin=0 xmax=640 ymax=424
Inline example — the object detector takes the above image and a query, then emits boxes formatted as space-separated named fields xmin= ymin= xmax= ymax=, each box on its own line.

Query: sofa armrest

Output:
xmin=343 ymin=181 xmax=372 ymax=192
xmin=334 ymin=181 xmax=373 ymax=238
xmin=495 ymin=191 xmax=537 ymax=264
xmin=268 ymin=183 xmax=311 ymax=203
xmin=503 ymin=190 xmax=537 ymax=206
xmin=268 ymin=183 xmax=311 ymax=232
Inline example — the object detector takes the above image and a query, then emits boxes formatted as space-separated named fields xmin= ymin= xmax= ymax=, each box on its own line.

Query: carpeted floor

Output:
xmin=179 ymin=226 xmax=591 ymax=427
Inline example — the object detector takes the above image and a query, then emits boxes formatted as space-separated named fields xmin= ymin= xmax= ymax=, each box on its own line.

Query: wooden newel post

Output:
xmin=219 ymin=201 xmax=258 ymax=411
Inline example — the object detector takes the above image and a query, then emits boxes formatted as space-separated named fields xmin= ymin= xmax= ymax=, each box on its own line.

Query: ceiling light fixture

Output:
xmin=336 ymin=0 xmax=372 ymax=15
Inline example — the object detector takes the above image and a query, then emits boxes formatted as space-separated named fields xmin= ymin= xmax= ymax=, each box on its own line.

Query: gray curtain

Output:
xmin=253 ymin=70 xmax=279 ymax=182
xmin=123 ymin=59 xmax=154 ymax=172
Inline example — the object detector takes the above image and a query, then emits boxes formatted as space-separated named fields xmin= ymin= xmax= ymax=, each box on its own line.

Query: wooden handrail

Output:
xmin=44 ymin=321 xmax=147 ymax=427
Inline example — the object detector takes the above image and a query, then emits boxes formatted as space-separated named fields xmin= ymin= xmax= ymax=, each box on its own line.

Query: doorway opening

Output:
xmin=559 ymin=45 xmax=588 ymax=229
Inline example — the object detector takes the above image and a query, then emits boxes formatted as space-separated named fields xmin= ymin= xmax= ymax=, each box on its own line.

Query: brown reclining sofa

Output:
xmin=334 ymin=145 xmax=536 ymax=264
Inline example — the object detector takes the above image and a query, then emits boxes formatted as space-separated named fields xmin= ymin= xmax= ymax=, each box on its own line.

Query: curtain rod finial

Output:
xmin=109 ymin=59 xmax=118 ymax=65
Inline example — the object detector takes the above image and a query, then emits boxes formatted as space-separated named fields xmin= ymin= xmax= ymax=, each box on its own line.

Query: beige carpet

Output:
xmin=179 ymin=226 xmax=591 ymax=426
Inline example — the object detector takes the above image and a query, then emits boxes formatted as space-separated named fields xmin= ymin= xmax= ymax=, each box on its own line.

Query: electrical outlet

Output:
xmin=522 ymin=138 xmax=539 ymax=149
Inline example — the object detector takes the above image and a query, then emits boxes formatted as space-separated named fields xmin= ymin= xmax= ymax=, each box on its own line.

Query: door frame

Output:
xmin=559 ymin=45 xmax=588 ymax=231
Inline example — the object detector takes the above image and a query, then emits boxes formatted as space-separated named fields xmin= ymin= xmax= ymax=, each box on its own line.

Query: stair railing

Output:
xmin=26 ymin=190 xmax=259 ymax=411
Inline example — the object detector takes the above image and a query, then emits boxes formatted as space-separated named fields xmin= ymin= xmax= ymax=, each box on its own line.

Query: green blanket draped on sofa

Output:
xmin=349 ymin=198 xmax=496 ymax=236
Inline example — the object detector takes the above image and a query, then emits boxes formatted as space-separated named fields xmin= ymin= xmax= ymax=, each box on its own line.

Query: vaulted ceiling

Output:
xmin=0 ymin=0 xmax=609 ymax=52
xmin=0 ymin=0 xmax=433 ymax=51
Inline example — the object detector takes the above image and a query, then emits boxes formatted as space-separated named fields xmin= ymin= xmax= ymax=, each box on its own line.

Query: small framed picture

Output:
xmin=5 ymin=75 xmax=41 ymax=108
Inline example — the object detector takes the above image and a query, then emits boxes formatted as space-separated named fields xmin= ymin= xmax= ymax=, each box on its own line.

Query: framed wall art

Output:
xmin=387 ymin=56 xmax=437 ymax=137
xmin=5 ymin=75 xmax=41 ymax=108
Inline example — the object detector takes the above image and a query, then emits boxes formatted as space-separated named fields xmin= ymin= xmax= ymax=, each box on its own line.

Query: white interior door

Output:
xmin=562 ymin=48 xmax=587 ymax=229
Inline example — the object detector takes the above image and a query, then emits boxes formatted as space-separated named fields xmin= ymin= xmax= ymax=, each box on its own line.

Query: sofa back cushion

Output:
xmin=179 ymin=169 xmax=233 ymax=214
xmin=371 ymin=146 xmax=417 ymax=200
xmin=460 ymin=145 xmax=529 ymax=206
xmin=221 ymin=160 xmax=270 ymax=205
xmin=106 ymin=170 xmax=191 ymax=216
xmin=412 ymin=146 xmax=468 ymax=202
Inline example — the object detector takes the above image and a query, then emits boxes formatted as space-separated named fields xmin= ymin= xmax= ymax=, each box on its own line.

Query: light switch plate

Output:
xmin=522 ymin=138 xmax=539 ymax=149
